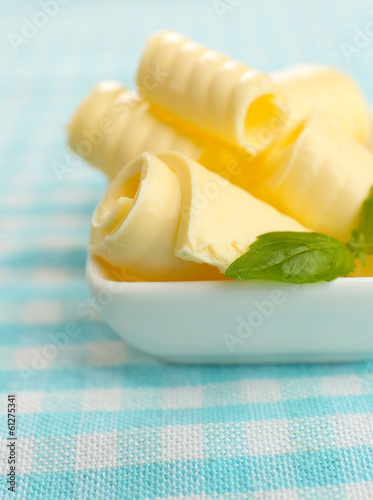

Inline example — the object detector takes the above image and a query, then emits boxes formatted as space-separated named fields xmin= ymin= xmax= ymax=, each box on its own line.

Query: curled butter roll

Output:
xmin=90 ymin=152 xmax=308 ymax=281
xmin=68 ymin=81 xmax=204 ymax=178
xmin=68 ymin=81 xmax=261 ymax=186
xmin=271 ymin=64 xmax=372 ymax=144
xmin=89 ymin=152 xmax=214 ymax=281
xmin=136 ymin=31 xmax=287 ymax=155
xmin=67 ymin=81 xmax=124 ymax=166
xmin=256 ymin=110 xmax=373 ymax=242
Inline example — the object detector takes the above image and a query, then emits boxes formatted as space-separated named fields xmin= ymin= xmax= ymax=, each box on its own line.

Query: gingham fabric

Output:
xmin=2 ymin=0 xmax=373 ymax=498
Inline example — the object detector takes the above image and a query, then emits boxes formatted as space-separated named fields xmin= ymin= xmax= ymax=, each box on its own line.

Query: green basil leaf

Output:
xmin=225 ymin=232 xmax=355 ymax=284
xmin=348 ymin=228 xmax=366 ymax=265
xmin=350 ymin=186 xmax=373 ymax=257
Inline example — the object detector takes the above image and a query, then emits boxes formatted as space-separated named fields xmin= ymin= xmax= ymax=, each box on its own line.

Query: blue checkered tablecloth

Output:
xmin=2 ymin=0 xmax=373 ymax=498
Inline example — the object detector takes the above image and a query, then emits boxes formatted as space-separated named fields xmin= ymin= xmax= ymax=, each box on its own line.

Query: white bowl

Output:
xmin=86 ymin=255 xmax=373 ymax=364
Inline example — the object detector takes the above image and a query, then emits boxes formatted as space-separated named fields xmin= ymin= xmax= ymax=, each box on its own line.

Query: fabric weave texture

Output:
xmin=1 ymin=0 xmax=373 ymax=498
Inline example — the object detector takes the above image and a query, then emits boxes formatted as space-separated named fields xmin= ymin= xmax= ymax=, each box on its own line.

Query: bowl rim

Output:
xmin=86 ymin=254 xmax=373 ymax=287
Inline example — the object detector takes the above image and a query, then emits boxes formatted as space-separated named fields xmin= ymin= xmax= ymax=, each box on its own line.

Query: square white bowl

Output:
xmin=86 ymin=255 xmax=373 ymax=364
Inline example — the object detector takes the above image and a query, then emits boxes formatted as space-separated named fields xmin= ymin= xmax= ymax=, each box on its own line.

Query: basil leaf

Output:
xmin=348 ymin=187 xmax=373 ymax=260
xmin=357 ymin=186 xmax=373 ymax=251
xmin=225 ymin=232 xmax=355 ymax=284
xmin=348 ymin=228 xmax=366 ymax=265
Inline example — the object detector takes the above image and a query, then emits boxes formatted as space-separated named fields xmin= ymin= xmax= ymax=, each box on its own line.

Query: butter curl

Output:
xmin=90 ymin=152 xmax=309 ymax=281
